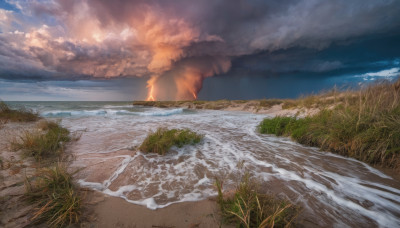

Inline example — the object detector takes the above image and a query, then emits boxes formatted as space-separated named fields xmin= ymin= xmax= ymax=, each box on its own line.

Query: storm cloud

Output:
xmin=1 ymin=0 xmax=400 ymax=100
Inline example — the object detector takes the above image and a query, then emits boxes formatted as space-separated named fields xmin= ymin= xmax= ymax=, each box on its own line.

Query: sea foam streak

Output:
xmin=42 ymin=108 xmax=183 ymax=117
xmin=60 ymin=108 xmax=400 ymax=227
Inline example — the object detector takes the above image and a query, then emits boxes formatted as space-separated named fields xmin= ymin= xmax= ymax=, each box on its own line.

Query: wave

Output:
xmin=102 ymin=104 xmax=134 ymax=109
xmin=42 ymin=110 xmax=107 ymax=117
xmin=41 ymin=108 xmax=184 ymax=117
xmin=135 ymin=108 xmax=183 ymax=116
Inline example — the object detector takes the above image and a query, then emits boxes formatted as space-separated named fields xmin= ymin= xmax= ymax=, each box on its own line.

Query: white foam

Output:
xmin=42 ymin=108 xmax=184 ymax=117
xmin=136 ymin=108 xmax=184 ymax=116
xmin=42 ymin=109 xmax=107 ymax=117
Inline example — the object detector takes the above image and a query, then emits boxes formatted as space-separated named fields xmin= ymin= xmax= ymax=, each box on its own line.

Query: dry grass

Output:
xmin=215 ymin=174 xmax=299 ymax=228
xmin=203 ymin=99 xmax=232 ymax=110
xmin=139 ymin=127 xmax=203 ymax=155
xmin=25 ymin=162 xmax=81 ymax=227
xmin=0 ymin=101 xmax=40 ymax=122
xmin=260 ymin=79 xmax=400 ymax=169
xmin=258 ymin=99 xmax=284 ymax=109
xmin=11 ymin=120 xmax=71 ymax=161
xmin=132 ymin=100 xmax=183 ymax=108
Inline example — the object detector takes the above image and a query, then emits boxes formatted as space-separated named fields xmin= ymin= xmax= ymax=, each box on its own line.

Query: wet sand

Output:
xmin=82 ymin=190 xmax=228 ymax=228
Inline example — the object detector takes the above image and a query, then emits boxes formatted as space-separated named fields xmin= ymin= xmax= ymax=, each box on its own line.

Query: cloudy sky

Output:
xmin=0 ymin=0 xmax=399 ymax=101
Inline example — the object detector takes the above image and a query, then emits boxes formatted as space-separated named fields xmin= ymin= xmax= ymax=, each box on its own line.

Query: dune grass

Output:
xmin=11 ymin=120 xmax=71 ymax=161
xmin=1 ymin=102 xmax=82 ymax=227
xmin=25 ymin=162 xmax=81 ymax=227
xmin=259 ymin=79 xmax=400 ymax=168
xmin=258 ymin=99 xmax=284 ymax=109
xmin=132 ymin=100 xmax=183 ymax=108
xmin=0 ymin=101 xmax=40 ymax=122
xmin=215 ymin=174 xmax=298 ymax=228
xmin=139 ymin=127 xmax=203 ymax=155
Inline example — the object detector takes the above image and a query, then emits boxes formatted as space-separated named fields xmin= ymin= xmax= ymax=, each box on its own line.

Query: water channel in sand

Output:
xmin=21 ymin=101 xmax=398 ymax=227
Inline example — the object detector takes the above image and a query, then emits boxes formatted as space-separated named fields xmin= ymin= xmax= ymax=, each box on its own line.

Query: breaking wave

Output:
xmin=42 ymin=108 xmax=184 ymax=118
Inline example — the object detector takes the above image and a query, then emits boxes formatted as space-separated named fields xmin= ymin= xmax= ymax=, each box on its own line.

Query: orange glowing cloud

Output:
xmin=173 ymin=57 xmax=231 ymax=100
xmin=116 ymin=8 xmax=229 ymax=101
xmin=1 ymin=0 xmax=232 ymax=100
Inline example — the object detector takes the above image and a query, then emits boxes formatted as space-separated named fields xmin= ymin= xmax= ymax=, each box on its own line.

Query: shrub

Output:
xmin=25 ymin=163 xmax=81 ymax=227
xmin=0 ymin=101 xmax=40 ymax=122
xmin=216 ymin=174 xmax=299 ymax=228
xmin=11 ymin=121 xmax=71 ymax=160
xmin=139 ymin=128 xmax=203 ymax=155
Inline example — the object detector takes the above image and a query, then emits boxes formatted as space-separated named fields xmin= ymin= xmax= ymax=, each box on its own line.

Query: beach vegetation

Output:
xmin=202 ymin=99 xmax=231 ymax=110
xmin=132 ymin=100 xmax=182 ymax=108
xmin=139 ymin=127 xmax=203 ymax=155
xmin=259 ymin=79 xmax=400 ymax=168
xmin=215 ymin=174 xmax=299 ymax=228
xmin=0 ymin=101 xmax=40 ymax=122
xmin=258 ymin=99 xmax=283 ymax=109
xmin=11 ymin=120 xmax=71 ymax=161
xmin=281 ymin=100 xmax=297 ymax=109
xmin=25 ymin=162 xmax=81 ymax=227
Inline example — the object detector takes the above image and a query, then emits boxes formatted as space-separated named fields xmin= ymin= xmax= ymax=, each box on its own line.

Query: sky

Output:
xmin=0 ymin=0 xmax=399 ymax=101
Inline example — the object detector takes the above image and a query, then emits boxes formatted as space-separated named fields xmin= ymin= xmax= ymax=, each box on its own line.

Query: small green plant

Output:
xmin=11 ymin=120 xmax=71 ymax=160
xmin=0 ymin=101 xmax=40 ymax=122
xmin=139 ymin=128 xmax=203 ymax=155
xmin=25 ymin=162 xmax=81 ymax=227
xmin=215 ymin=174 xmax=298 ymax=228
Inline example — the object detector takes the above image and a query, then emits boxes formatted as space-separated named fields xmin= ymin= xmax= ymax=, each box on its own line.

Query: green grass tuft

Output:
xmin=139 ymin=127 xmax=203 ymax=155
xmin=0 ymin=101 xmax=40 ymax=122
xmin=216 ymin=174 xmax=299 ymax=228
xmin=11 ymin=120 xmax=71 ymax=161
xmin=25 ymin=162 xmax=81 ymax=227
xmin=259 ymin=79 xmax=400 ymax=168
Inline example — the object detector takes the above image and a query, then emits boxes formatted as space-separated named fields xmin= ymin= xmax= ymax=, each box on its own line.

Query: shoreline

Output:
xmin=133 ymin=99 xmax=320 ymax=117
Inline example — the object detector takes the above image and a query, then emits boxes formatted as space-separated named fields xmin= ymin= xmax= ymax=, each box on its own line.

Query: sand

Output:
xmin=81 ymin=190 xmax=230 ymax=228
xmin=0 ymin=122 xmax=38 ymax=228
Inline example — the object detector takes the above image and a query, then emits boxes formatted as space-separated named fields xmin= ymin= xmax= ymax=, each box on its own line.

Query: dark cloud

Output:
xmin=0 ymin=0 xmax=400 ymax=99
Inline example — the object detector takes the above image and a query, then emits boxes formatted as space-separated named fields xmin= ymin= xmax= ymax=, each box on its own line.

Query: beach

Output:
xmin=1 ymin=101 xmax=400 ymax=227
